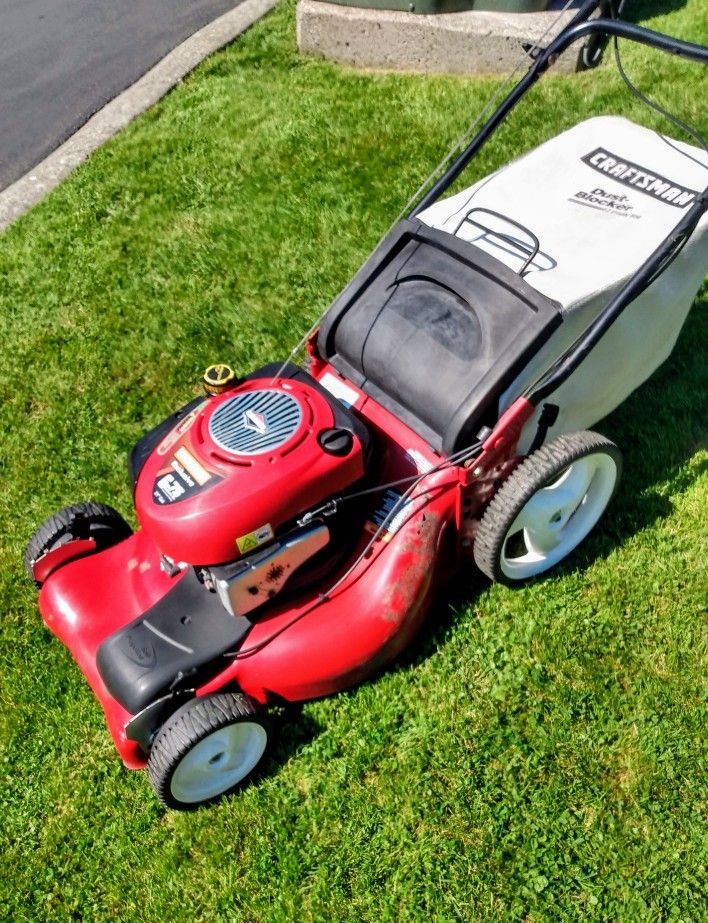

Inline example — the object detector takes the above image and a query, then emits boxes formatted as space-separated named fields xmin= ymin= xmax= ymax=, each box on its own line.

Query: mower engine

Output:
xmin=132 ymin=368 xmax=369 ymax=618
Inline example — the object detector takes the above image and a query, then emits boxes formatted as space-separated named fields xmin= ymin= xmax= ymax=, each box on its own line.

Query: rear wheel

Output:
xmin=473 ymin=431 xmax=622 ymax=584
xmin=24 ymin=500 xmax=132 ymax=586
xmin=148 ymin=693 xmax=269 ymax=810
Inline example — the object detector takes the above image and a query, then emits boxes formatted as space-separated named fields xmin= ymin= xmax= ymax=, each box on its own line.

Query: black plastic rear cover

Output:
xmin=97 ymin=569 xmax=251 ymax=715
xmin=319 ymin=219 xmax=562 ymax=453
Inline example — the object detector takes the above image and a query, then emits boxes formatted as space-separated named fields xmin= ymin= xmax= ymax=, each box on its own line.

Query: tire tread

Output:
xmin=473 ymin=430 xmax=621 ymax=584
xmin=147 ymin=692 xmax=266 ymax=810
xmin=24 ymin=500 xmax=131 ymax=585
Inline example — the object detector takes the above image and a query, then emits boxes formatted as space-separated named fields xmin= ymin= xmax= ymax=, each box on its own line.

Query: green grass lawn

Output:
xmin=1 ymin=0 xmax=706 ymax=919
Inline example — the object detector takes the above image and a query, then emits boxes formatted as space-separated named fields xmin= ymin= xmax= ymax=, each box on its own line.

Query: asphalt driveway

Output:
xmin=0 ymin=0 xmax=244 ymax=191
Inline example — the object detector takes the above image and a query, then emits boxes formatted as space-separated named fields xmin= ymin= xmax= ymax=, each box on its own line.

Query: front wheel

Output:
xmin=473 ymin=430 xmax=622 ymax=584
xmin=147 ymin=693 xmax=269 ymax=810
xmin=25 ymin=501 xmax=132 ymax=587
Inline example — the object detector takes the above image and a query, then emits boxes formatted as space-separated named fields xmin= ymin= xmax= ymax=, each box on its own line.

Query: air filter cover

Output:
xmin=209 ymin=389 xmax=303 ymax=456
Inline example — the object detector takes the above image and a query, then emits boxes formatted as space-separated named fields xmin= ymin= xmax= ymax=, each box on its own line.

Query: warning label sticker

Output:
xmin=236 ymin=523 xmax=274 ymax=554
xmin=319 ymin=372 xmax=360 ymax=409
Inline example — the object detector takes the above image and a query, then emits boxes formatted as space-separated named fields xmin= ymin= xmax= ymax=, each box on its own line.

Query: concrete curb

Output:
xmin=0 ymin=0 xmax=279 ymax=233
xmin=297 ymin=1 xmax=582 ymax=76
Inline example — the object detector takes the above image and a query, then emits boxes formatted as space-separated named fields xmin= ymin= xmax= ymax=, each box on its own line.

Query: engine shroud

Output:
xmin=134 ymin=376 xmax=366 ymax=565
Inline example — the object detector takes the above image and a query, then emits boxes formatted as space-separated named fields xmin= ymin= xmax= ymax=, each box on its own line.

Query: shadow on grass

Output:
xmin=624 ymin=0 xmax=689 ymax=23
xmin=263 ymin=703 xmax=324 ymax=779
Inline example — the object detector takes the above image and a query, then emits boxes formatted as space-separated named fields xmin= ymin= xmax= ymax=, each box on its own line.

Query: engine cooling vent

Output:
xmin=208 ymin=389 xmax=303 ymax=456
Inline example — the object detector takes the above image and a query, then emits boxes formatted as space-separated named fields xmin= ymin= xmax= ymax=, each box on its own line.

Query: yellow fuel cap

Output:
xmin=203 ymin=363 xmax=237 ymax=395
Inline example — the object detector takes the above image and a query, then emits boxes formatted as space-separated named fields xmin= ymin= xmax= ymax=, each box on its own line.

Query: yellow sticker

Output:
xmin=236 ymin=534 xmax=259 ymax=554
xmin=235 ymin=523 xmax=274 ymax=554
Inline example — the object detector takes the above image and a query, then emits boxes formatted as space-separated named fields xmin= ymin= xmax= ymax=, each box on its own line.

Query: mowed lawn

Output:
xmin=0 ymin=1 xmax=706 ymax=919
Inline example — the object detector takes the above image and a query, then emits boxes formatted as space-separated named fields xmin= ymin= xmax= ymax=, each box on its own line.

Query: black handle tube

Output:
xmin=526 ymin=186 xmax=708 ymax=405
xmin=411 ymin=15 xmax=708 ymax=217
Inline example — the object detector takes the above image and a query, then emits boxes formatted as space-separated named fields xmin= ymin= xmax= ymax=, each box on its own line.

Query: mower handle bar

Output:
xmin=410 ymin=1 xmax=707 ymax=417
xmin=411 ymin=6 xmax=708 ymax=216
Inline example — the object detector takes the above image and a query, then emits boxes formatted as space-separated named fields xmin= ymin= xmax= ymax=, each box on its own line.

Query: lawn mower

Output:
xmin=26 ymin=1 xmax=707 ymax=809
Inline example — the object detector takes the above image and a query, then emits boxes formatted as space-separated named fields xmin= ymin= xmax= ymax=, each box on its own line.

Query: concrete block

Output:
xmin=297 ymin=1 xmax=586 ymax=75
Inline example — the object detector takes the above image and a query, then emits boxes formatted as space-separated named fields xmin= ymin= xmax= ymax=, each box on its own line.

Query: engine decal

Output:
xmin=154 ymin=473 xmax=185 ymax=503
xmin=152 ymin=450 xmax=222 ymax=505
xmin=242 ymin=409 xmax=268 ymax=435
xmin=156 ymin=404 xmax=204 ymax=456
xmin=173 ymin=446 xmax=211 ymax=486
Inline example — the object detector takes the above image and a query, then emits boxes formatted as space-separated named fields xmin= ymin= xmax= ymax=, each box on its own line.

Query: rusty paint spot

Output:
xmin=267 ymin=563 xmax=285 ymax=583
xmin=380 ymin=511 xmax=441 ymax=622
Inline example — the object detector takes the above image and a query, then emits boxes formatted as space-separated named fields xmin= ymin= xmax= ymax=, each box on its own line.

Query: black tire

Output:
xmin=24 ymin=500 xmax=132 ymax=586
xmin=148 ymin=693 xmax=269 ymax=810
xmin=473 ymin=430 xmax=622 ymax=585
